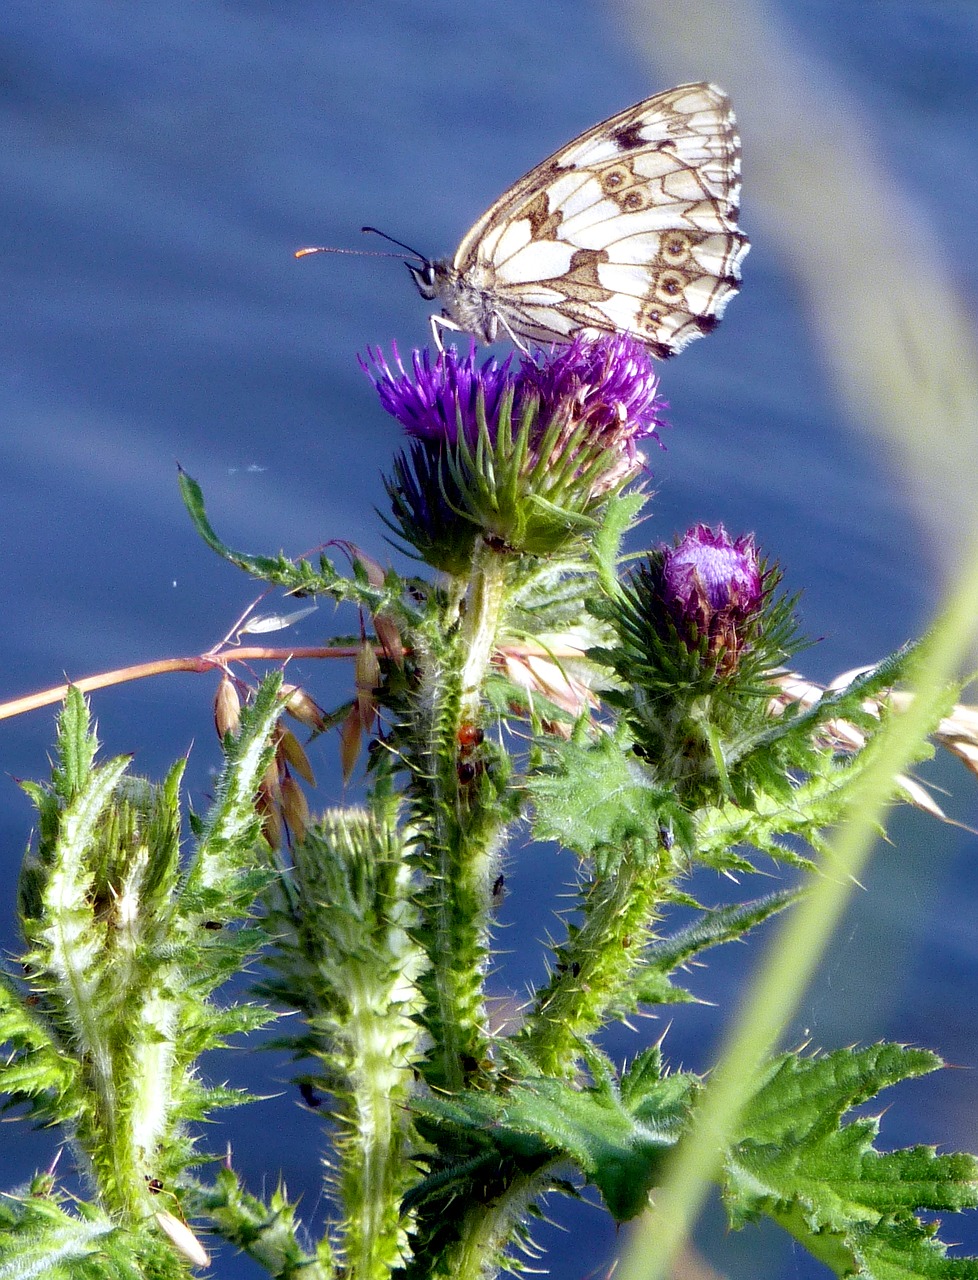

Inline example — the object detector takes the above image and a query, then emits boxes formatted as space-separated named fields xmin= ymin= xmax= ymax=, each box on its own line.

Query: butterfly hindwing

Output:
xmin=430 ymin=83 xmax=748 ymax=357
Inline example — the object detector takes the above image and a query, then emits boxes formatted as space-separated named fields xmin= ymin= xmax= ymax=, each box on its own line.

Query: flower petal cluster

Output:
xmin=520 ymin=331 xmax=665 ymax=449
xmin=361 ymin=344 xmax=513 ymax=445
xmin=364 ymin=333 xmax=665 ymax=455
xmin=363 ymin=335 xmax=667 ymax=565
xmin=659 ymin=524 xmax=763 ymax=673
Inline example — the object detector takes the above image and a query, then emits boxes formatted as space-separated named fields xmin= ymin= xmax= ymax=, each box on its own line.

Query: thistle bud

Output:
xmin=607 ymin=524 xmax=796 ymax=802
xmin=660 ymin=524 xmax=763 ymax=674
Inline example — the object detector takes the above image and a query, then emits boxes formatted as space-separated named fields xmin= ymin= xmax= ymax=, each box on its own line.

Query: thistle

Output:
xmin=2 ymin=324 xmax=975 ymax=1280
xmin=364 ymin=334 xmax=666 ymax=567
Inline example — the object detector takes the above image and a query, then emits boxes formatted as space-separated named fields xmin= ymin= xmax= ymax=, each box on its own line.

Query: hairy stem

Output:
xmin=412 ymin=539 xmax=512 ymax=1093
xmin=520 ymin=858 xmax=670 ymax=1077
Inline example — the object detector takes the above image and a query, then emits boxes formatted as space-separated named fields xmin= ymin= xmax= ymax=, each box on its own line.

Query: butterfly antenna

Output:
xmin=360 ymin=226 xmax=428 ymax=263
xmin=294 ymin=244 xmax=415 ymax=260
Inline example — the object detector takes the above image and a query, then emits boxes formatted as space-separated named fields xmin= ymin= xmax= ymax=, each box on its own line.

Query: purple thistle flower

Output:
xmin=518 ymin=332 xmax=666 ymax=447
xmin=360 ymin=342 xmax=514 ymax=445
xmin=363 ymin=334 xmax=666 ymax=460
xmin=515 ymin=332 xmax=667 ymax=494
xmin=364 ymin=334 xmax=669 ymax=559
xmin=661 ymin=524 xmax=763 ymax=672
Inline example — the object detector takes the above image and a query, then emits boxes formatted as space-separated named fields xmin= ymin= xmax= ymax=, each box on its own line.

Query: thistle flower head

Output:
xmin=660 ymin=524 xmax=763 ymax=673
xmin=361 ymin=343 xmax=514 ymax=445
xmin=521 ymin=332 xmax=664 ymax=446
xmin=364 ymin=335 xmax=667 ymax=564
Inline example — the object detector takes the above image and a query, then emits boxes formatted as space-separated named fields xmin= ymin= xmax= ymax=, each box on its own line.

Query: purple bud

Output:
xmin=661 ymin=524 xmax=762 ymax=671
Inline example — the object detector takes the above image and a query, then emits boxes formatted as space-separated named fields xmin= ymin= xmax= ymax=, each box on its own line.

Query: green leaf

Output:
xmin=185 ymin=1166 xmax=330 ymax=1280
xmin=0 ymin=1183 xmax=189 ymax=1279
xmin=723 ymin=1045 xmax=978 ymax=1277
xmin=52 ymin=684 xmax=100 ymax=799
xmin=591 ymin=490 xmax=645 ymax=597
xmin=179 ymin=466 xmax=392 ymax=608
xmin=2 ymin=682 xmax=283 ymax=1224
xmin=410 ymin=1049 xmax=696 ymax=1222
xmin=628 ymin=890 xmax=802 ymax=1007
xmin=530 ymin=733 xmax=690 ymax=874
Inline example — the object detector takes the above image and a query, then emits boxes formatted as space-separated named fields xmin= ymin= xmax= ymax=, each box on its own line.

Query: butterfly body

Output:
xmin=412 ymin=82 xmax=749 ymax=358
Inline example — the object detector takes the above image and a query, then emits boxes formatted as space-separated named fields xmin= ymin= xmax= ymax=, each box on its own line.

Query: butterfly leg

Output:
xmin=494 ymin=311 xmax=531 ymax=355
xmin=430 ymin=313 xmax=466 ymax=353
xmin=431 ymin=309 xmax=533 ymax=356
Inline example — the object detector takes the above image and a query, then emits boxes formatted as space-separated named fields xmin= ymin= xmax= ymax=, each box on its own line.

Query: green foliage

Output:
xmin=3 ymin=434 xmax=975 ymax=1280
xmin=185 ymin=1166 xmax=330 ymax=1280
xmin=530 ymin=729 xmax=693 ymax=873
xmin=724 ymin=1045 xmax=978 ymax=1277
xmin=0 ymin=1178 xmax=189 ymax=1280
xmin=410 ymin=1045 xmax=695 ymax=1226
xmin=627 ymin=890 xmax=802 ymax=1007
xmin=179 ymin=467 xmax=412 ymax=617
xmin=0 ymin=681 xmax=284 ymax=1269
xmin=259 ymin=809 xmax=424 ymax=1279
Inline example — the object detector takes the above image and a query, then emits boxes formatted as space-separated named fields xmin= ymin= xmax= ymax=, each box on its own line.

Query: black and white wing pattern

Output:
xmin=414 ymin=82 xmax=749 ymax=357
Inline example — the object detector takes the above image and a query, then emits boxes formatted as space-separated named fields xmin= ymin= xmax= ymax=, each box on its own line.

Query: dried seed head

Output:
xmin=280 ymin=774 xmax=310 ymax=845
xmin=155 ymin=1211 xmax=210 ymax=1269
xmin=355 ymin=640 xmax=381 ymax=731
xmin=213 ymin=675 xmax=241 ymax=740
xmin=256 ymin=787 xmax=283 ymax=849
xmin=340 ymin=704 xmax=363 ymax=782
xmin=260 ymin=751 xmax=283 ymax=804
xmin=278 ymin=727 xmax=316 ymax=786
xmin=351 ymin=545 xmax=386 ymax=588
xmin=280 ymin=683 xmax=328 ymax=733
xmin=373 ymin=611 xmax=404 ymax=665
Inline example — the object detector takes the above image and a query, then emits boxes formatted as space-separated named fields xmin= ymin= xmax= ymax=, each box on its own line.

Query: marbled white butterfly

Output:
xmin=301 ymin=83 xmax=748 ymax=357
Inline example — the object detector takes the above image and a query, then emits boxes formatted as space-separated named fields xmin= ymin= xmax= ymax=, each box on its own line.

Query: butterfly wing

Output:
xmin=447 ymin=83 xmax=748 ymax=357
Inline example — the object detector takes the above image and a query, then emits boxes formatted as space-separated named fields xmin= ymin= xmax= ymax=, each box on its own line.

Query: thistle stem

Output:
xmin=413 ymin=539 xmax=512 ymax=1093
xmin=520 ymin=859 xmax=669 ymax=1077
xmin=458 ymin=539 xmax=510 ymax=722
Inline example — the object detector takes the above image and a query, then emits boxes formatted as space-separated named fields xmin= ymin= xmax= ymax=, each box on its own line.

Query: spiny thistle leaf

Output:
xmin=259 ymin=809 xmax=424 ymax=1277
xmin=185 ymin=1165 xmax=330 ymax=1280
xmin=179 ymin=466 xmax=400 ymax=611
xmin=2 ymin=681 xmax=283 ymax=1228
xmin=0 ymin=1181 xmax=190 ymax=1280
xmin=625 ymin=889 xmax=802 ymax=1007
xmin=529 ymin=732 xmax=691 ymax=874
xmin=409 ymin=1046 xmax=696 ymax=1223
xmin=723 ymin=1044 xmax=978 ymax=1277
xmin=591 ymin=489 xmax=646 ymax=598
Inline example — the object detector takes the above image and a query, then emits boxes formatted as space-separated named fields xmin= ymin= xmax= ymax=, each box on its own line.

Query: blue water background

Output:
xmin=1 ymin=3 xmax=976 ymax=1276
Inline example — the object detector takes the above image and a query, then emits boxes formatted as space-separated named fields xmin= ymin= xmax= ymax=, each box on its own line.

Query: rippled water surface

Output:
xmin=1 ymin=4 xmax=976 ymax=1276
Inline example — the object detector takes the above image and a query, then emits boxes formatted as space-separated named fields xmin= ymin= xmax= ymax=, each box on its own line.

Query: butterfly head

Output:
xmin=354 ymin=226 xmax=440 ymax=300
xmin=406 ymin=258 xmax=442 ymax=302
xmin=297 ymin=228 xmax=449 ymax=308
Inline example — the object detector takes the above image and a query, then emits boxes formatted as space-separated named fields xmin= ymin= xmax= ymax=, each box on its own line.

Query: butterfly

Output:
xmin=405 ymin=82 xmax=748 ymax=358
xmin=299 ymin=83 xmax=748 ymax=358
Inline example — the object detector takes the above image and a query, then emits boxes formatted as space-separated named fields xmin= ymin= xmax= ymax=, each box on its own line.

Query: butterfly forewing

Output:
xmin=435 ymin=82 xmax=748 ymax=357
